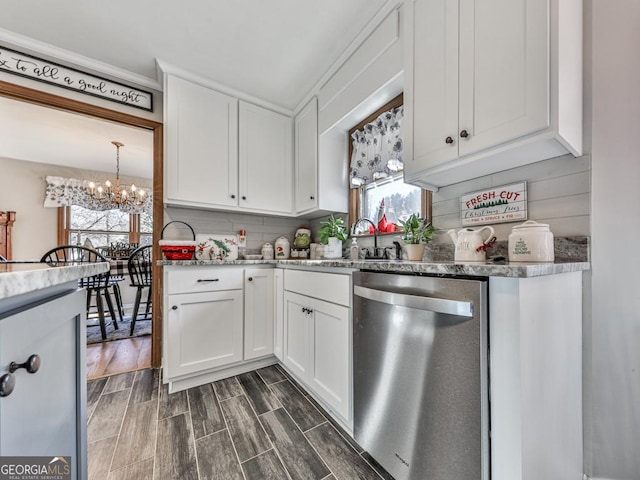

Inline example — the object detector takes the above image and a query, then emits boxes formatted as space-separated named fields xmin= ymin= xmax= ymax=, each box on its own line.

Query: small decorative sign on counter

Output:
xmin=460 ymin=182 xmax=527 ymax=226
xmin=0 ymin=46 xmax=153 ymax=111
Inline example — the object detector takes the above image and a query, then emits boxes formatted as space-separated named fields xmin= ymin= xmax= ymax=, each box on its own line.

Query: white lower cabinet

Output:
xmin=283 ymin=292 xmax=312 ymax=380
xmin=244 ymin=268 xmax=274 ymax=360
xmin=273 ymin=269 xmax=284 ymax=361
xmin=163 ymin=266 xmax=275 ymax=392
xmin=282 ymin=269 xmax=352 ymax=425
xmin=166 ymin=289 xmax=244 ymax=378
xmin=309 ymin=298 xmax=350 ymax=420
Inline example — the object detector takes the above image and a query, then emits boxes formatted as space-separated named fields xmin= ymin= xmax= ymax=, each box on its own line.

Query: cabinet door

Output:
xmin=165 ymin=75 xmax=239 ymax=207
xmin=244 ymin=269 xmax=274 ymax=360
xmin=0 ymin=289 xmax=85 ymax=480
xmin=283 ymin=292 xmax=312 ymax=381
xmin=239 ymin=101 xmax=293 ymax=214
xmin=309 ymin=298 xmax=351 ymax=421
xmin=405 ymin=0 xmax=460 ymax=173
xmin=166 ymin=290 xmax=243 ymax=378
xmin=295 ymin=97 xmax=318 ymax=213
xmin=273 ymin=269 xmax=284 ymax=362
xmin=458 ymin=0 xmax=549 ymax=157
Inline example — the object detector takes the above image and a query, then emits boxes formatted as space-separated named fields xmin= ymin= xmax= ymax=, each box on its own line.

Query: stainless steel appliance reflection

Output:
xmin=353 ymin=272 xmax=489 ymax=480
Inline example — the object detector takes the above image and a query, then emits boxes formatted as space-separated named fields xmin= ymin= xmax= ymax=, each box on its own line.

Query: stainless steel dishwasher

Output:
xmin=353 ymin=271 xmax=489 ymax=480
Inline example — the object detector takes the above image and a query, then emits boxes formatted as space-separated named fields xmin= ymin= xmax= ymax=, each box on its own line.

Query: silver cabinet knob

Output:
xmin=0 ymin=374 xmax=15 ymax=397
xmin=10 ymin=354 xmax=40 ymax=374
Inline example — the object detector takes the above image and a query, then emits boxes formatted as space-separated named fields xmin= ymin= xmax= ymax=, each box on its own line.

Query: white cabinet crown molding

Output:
xmin=156 ymin=59 xmax=293 ymax=116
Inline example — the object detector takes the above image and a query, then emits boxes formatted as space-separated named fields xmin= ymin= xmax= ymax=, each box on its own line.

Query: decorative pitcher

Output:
xmin=447 ymin=226 xmax=495 ymax=262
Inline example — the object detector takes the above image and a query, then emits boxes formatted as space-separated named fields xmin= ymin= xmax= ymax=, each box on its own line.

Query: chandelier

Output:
xmin=87 ymin=141 xmax=147 ymax=208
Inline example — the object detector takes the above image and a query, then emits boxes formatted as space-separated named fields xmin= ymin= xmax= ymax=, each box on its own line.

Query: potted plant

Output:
xmin=396 ymin=214 xmax=436 ymax=261
xmin=318 ymin=214 xmax=348 ymax=258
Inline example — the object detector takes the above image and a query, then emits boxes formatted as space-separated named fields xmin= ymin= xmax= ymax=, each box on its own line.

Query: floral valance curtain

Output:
xmin=350 ymin=105 xmax=404 ymax=188
xmin=44 ymin=176 xmax=152 ymax=215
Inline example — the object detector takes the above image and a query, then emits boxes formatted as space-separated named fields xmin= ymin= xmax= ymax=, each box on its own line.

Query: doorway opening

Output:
xmin=0 ymin=80 xmax=164 ymax=377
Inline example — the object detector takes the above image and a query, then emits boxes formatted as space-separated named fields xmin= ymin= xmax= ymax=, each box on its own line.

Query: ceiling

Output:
xmin=0 ymin=96 xmax=154 ymax=178
xmin=0 ymin=1 xmax=391 ymax=177
xmin=0 ymin=0 xmax=389 ymax=110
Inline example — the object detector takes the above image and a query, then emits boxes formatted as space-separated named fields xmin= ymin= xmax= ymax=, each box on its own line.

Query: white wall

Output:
xmin=588 ymin=0 xmax=640 ymax=478
xmin=0 ymin=156 xmax=151 ymax=260
xmin=1 ymin=157 xmax=57 ymax=259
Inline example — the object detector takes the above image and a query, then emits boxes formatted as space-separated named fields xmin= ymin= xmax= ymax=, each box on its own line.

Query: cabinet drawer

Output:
xmin=284 ymin=270 xmax=350 ymax=306
xmin=166 ymin=266 xmax=244 ymax=294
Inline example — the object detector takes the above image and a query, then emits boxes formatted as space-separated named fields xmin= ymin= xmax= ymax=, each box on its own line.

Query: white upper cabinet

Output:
xmin=239 ymin=101 xmax=293 ymax=215
xmin=165 ymin=74 xmax=238 ymax=208
xmin=162 ymin=70 xmax=295 ymax=215
xmin=404 ymin=0 xmax=583 ymax=189
xmin=295 ymin=97 xmax=319 ymax=214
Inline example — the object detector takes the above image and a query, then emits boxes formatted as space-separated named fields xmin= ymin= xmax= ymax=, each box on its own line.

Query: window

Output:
xmin=60 ymin=205 xmax=151 ymax=247
xmin=348 ymin=94 xmax=431 ymax=235
xmin=361 ymin=173 xmax=423 ymax=228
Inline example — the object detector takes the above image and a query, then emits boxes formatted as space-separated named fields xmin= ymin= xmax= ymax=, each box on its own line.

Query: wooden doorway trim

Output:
xmin=0 ymin=80 xmax=164 ymax=367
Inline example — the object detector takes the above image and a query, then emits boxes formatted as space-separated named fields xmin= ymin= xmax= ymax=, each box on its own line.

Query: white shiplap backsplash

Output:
xmin=163 ymin=206 xmax=306 ymax=252
xmin=432 ymin=153 xmax=591 ymax=243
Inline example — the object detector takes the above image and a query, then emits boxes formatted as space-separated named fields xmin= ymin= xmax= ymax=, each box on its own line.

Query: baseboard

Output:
xmin=166 ymin=356 xmax=278 ymax=393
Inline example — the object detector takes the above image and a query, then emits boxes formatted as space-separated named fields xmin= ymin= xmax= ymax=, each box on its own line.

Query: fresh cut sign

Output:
xmin=460 ymin=182 xmax=527 ymax=226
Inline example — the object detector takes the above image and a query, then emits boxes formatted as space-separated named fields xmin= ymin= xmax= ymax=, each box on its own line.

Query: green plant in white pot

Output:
xmin=396 ymin=214 xmax=436 ymax=261
xmin=318 ymin=214 xmax=348 ymax=258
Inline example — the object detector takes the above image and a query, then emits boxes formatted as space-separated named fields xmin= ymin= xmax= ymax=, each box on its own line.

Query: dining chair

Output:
xmin=127 ymin=245 xmax=152 ymax=336
xmin=40 ymin=245 xmax=119 ymax=340
xmin=95 ymin=245 xmax=126 ymax=324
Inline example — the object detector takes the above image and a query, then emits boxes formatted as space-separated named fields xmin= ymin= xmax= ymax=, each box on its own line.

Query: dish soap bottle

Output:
xmin=350 ymin=238 xmax=359 ymax=259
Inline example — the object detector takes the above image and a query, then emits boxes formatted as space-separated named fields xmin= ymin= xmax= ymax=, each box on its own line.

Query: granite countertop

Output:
xmin=0 ymin=262 xmax=110 ymax=300
xmin=157 ymin=258 xmax=590 ymax=278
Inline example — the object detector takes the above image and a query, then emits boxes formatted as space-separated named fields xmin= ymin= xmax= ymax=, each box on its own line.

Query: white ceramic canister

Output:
xmin=508 ymin=220 xmax=554 ymax=262
xmin=261 ymin=242 xmax=274 ymax=260
xmin=275 ymin=236 xmax=291 ymax=259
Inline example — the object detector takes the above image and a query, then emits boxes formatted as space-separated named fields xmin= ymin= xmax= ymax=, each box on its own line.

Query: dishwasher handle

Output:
xmin=354 ymin=285 xmax=473 ymax=317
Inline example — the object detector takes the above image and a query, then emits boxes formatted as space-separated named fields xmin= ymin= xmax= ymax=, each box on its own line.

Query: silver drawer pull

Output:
xmin=197 ymin=279 xmax=220 ymax=283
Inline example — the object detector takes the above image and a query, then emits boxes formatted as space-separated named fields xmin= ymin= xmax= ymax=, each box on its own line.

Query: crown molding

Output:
xmin=155 ymin=59 xmax=293 ymax=117
xmin=0 ymin=28 xmax=161 ymax=91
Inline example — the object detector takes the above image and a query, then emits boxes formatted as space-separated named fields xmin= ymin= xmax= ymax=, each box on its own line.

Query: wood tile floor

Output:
xmin=87 ymin=365 xmax=393 ymax=480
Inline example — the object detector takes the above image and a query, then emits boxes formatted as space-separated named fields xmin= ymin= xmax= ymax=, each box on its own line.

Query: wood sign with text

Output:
xmin=460 ymin=182 xmax=527 ymax=226
xmin=0 ymin=46 xmax=153 ymax=111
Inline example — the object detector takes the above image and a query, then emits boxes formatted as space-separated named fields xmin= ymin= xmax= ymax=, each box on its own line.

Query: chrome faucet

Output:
xmin=353 ymin=218 xmax=383 ymax=258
